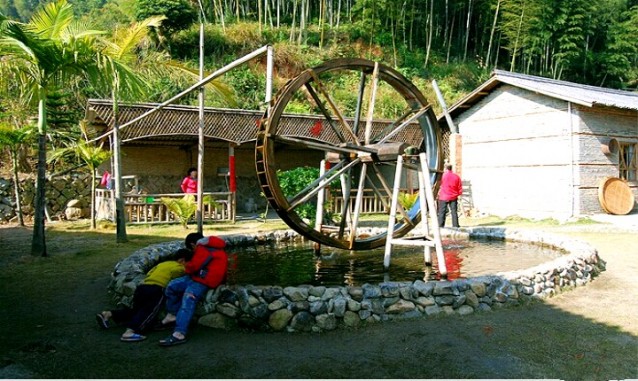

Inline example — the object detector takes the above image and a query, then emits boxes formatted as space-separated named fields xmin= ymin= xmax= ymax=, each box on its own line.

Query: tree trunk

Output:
xmin=217 ymin=0 xmax=225 ymax=31
xmin=485 ymin=0 xmax=501 ymax=69
xmin=289 ymin=0 xmax=297 ymax=42
xmin=409 ymin=0 xmax=415 ymax=50
xmin=510 ymin=4 xmax=525 ymax=71
xmin=90 ymin=169 xmax=96 ymax=230
xmin=298 ymin=0 xmax=305 ymax=45
xmin=10 ymin=149 xmax=24 ymax=226
xmin=112 ymin=85 xmax=128 ymax=243
xmin=424 ymin=0 xmax=434 ymax=67
xmin=31 ymin=92 xmax=47 ymax=256
xmin=446 ymin=14 xmax=455 ymax=63
xmin=257 ymin=0 xmax=262 ymax=33
xmin=463 ymin=0 xmax=473 ymax=62
xmin=319 ymin=0 xmax=325 ymax=48
xmin=391 ymin=17 xmax=397 ymax=67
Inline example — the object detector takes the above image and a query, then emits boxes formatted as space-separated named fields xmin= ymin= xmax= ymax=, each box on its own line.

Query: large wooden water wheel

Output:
xmin=256 ymin=58 xmax=443 ymax=250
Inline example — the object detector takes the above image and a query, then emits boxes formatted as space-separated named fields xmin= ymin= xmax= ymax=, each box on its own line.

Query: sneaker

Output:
xmin=120 ymin=333 xmax=146 ymax=342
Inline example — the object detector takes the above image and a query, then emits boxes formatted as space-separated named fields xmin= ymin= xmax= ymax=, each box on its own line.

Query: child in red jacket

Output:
xmin=158 ymin=232 xmax=228 ymax=346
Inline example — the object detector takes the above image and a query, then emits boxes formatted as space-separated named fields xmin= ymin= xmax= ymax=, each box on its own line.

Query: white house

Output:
xmin=438 ymin=70 xmax=638 ymax=219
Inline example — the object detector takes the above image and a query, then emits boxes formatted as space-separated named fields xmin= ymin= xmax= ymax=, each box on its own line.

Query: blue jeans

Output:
xmin=164 ymin=276 xmax=209 ymax=335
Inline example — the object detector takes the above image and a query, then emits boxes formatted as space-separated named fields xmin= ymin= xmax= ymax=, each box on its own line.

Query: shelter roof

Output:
xmin=86 ymin=99 xmax=426 ymax=148
xmin=438 ymin=70 xmax=638 ymax=127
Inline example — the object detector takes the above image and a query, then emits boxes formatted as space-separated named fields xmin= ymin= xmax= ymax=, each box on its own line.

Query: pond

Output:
xmin=225 ymin=237 xmax=566 ymax=287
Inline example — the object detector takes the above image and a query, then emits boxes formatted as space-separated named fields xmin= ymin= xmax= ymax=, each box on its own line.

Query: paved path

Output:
xmin=590 ymin=211 xmax=638 ymax=230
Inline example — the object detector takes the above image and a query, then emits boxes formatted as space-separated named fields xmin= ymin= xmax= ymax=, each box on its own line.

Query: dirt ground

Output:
xmin=0 ymin=218 xmax=636 ymax=379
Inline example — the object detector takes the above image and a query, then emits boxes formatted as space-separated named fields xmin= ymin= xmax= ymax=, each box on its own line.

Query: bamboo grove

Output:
xmin=1 ymin=0 xmax=637 ymax=89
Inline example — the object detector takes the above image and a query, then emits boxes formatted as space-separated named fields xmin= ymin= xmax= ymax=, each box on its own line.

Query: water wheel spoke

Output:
xmin=370 ymin=163 xmax=413 ymax=225
xmin=307 ymin=70 xmax=359 ymax=144
xmin=352 ymin=71 xmax=368 ymax=136
xmin=286 ymin=158 xmax=362 ymax=212
xmin=364 ymin=167 xmax=390 ymax=210
xmin=348 ymin=163 xmax=368 ymax=248
xmin=337 ymin=172 xmax=352 ymax=240
xmin=304 ymin=82 xmax=348 ymax=143
xmin=377 ymin=106 xmax=432 ymax=145
xmin=364 ymin=62 xmax=380 ymax=145
xmin=370 ymin=107 xmax=415 ymax=143
xmin=270 ymin=135 xmax=363 ymax=155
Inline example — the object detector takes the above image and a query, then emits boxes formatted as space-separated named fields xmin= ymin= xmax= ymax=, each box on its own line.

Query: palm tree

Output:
xmin=0 ymin=0 xmax=105 ymax=256
xmin=48 ymin=136 xmax=112 ymax=229
xmin=98 ymin=15 xmax=235 ymax=242
xmin=98 ymin=16 xmax=163 ymax=243
xmin=0 ymin=124 xmax=34 ymax=226
xmin=161 ymin=195 xmax=198 ymax=229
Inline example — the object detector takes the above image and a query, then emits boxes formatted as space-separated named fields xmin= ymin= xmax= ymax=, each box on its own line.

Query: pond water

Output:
xmin=225 ymin=238 xmax=566 ymax=287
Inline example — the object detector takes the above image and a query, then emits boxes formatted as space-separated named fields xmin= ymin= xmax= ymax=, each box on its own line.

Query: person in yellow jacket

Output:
xmin=96 ymin=248 xmax=192 ymax=342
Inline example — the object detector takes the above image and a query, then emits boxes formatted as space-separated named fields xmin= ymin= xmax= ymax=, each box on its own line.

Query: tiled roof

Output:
xmin=86 ymin=99 xmax=425 ymax=147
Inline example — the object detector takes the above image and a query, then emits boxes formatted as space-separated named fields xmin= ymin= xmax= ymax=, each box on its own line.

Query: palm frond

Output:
xmin=28 ymin=0 xmax=74 ymax=40
xmin=159 ymin=60 xmax=238 ymax=107
xmin=0 ymin=125 xmax=34 ymax=148
xmin=107 ymin=16 xmax=165 ymax=60
xmin=161 ymin=195 xmax=197 ymax=228
xmin=48 ymin=140 xmax=111 ymax=170
xmin=63 ymin=21 xmax=106 ymax=41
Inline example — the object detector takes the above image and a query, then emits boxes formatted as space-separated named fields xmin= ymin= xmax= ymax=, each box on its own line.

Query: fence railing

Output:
xmin=95 ymin=189 xmax=234 ymax=224
xmin=328 ymin=188 xmax=391 ymax=215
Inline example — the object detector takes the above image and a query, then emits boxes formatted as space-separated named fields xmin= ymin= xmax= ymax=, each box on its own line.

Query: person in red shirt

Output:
xmin=437 ymin=164 xmax=463 ymax=228
xmin=180 ymin=167 xmax=198 ymax=194
xmin=158 ymin=232 xmax=228 ymax=346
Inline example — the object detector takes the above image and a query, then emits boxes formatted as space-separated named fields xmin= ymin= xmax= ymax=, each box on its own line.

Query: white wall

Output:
xmin=458 ymin=86 xmax=576 ymax=219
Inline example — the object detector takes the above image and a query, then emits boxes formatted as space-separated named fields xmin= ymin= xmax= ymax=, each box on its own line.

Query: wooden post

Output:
xmin=314 ymin=159 xmax=327 ymax=254
xmin=384 ymin=155 xmax=404 ymax=270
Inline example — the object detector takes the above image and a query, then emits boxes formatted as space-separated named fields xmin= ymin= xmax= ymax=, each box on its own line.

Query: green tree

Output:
xmin=0 ymin=0 xmax=105 ymax=256
xmin=135 ymin=0 xmax=197 ymax=34
xmin=48 ymin=137 xmax=111 ymax=229
xmin=277 ymin=166 xmax=321 ymax=222
xmin=98 ymin=15 xmax=166 ymax=243
xmin=598 ymin=4 xmax=638 ymax=88
xmin=0 ymin=0 xmax=18 ymax=18
xmin=12 ymin=0 xmax=42 ymax=20
xmin=161 ymin=194 xmax=201 ymax=229
xmin=0 ymin=123 xmax=34 ymax=226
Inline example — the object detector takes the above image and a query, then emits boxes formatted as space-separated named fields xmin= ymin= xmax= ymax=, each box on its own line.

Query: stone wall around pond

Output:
xmin=107 ymin=227 xmax=605 ymax=333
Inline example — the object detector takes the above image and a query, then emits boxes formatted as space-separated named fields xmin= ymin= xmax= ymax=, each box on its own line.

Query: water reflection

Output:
xmin=225 ymin=238 xmax=564 ymax=287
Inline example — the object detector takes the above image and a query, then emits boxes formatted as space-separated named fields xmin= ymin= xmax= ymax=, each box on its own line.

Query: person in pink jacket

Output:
xmin=180 ymin=167 xmax=198 ymax=194
xmin=437 ymin=164 xmax=463 ymax=228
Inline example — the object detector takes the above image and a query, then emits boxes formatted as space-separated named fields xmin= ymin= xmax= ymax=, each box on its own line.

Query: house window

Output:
xmin=619 ymin=142 xmax=637 ymax=181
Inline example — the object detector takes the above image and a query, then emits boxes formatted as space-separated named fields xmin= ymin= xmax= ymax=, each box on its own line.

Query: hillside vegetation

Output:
xmin=1 ymin=0 xmax=636 ymax=173
xmin=2 ymin=0 xmax=637 ymax=114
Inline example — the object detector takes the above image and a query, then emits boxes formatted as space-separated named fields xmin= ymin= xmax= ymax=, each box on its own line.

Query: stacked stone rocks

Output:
xmin=0 ymin=178 xmax=14 ymax=221
xmin=0 ymin=175 xmax=92 ymax=222
xmin=108 ymin=227 xmax=605 ymax=333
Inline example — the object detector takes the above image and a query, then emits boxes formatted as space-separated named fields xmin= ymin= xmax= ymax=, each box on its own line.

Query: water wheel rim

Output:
xmin=256 ymin=58 xmax=443 ymax=250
